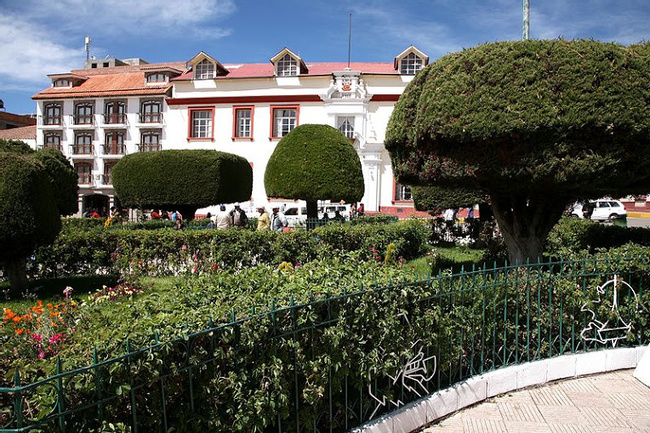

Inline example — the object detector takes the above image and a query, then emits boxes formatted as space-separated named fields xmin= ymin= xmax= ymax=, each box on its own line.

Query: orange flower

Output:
xmin=15 ymin=328 xmax=24 ymax=335
xmin=47 ymin=303 xmax=54 ymax=310
xmin=4 ymin=309 xmax=16 ymax=321
xmin=12 ymin=316 xmax=21 ymax=323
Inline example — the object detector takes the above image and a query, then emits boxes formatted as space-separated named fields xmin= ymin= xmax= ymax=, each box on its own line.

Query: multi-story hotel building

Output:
xmin=32 ymin=46 xmax=429 ymax=217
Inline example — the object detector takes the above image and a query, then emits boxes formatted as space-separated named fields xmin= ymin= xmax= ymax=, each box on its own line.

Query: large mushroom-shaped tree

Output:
xmin=386 ymin=40 xmax=650 ymax=263
xmin=264 ymin=124 xmax=364 ymax=222
xmin=112 ymin=150 xmax=253 ymax=220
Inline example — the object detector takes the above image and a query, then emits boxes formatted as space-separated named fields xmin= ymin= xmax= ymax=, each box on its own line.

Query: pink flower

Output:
xmin=63 ymin=286 xmax=74 ymax=299
xmin=31 ymin=333 xmax=43 ymax=342
xmin=182 ymin=245 xmax=188 ymax=251
xmin=49 ymin=334 xmax=62 ymax=345
xmin=38 ymin=351 xmax=46 ymax=359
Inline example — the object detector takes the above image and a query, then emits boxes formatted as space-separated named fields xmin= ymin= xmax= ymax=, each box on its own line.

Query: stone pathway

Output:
xmin=421 ymin=369 xmax=650 ymax=433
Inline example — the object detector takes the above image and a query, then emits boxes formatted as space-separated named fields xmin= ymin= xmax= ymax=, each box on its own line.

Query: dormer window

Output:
xmin=394 ymin=46 xmax=429 ymax=75
xmin=277 ymin=54 xmax=298 ymax=76
xmin=53 ymin=79 xmax=71 ymax=87
xmin=400 ymin=53 xmax=424 ymax=75
xmin=271 ymin=48 xmax=308 ymax=77
xmin=195 ymin=59 xmax=215 ymax=79
xmin=146 ymin=73 xmax=168 ymax=83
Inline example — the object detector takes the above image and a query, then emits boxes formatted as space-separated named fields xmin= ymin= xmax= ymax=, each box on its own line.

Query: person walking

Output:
xmin=271 ymin=207 xmax=288 ymax=231
xmin=215 ymin=205 xmax=232 ymax=230
xmin=257 ymin=207 xmax=270 ymax=231
xmin=229 ymin=203 xmax=249 ymax=229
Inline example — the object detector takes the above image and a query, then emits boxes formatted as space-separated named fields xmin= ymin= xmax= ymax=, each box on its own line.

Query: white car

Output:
xmin=571 ymin=199 xmax=627 ymax=221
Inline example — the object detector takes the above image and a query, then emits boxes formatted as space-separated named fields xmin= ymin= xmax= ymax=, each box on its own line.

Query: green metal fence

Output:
xmin=1 ymin=256 xmax=648 ymax=432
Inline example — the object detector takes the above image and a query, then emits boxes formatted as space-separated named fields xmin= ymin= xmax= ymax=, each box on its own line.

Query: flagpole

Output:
xmin=523 ymin=0 xmax=530 ymax=40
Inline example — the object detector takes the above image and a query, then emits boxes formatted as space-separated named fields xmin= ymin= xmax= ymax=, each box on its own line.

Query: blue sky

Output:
xmin=1 ymin=0 xmax=648 ymax=114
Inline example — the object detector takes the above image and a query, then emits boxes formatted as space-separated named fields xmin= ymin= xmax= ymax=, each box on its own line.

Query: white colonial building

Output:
xmin=32 ymin=46 xmax=429 ymax=217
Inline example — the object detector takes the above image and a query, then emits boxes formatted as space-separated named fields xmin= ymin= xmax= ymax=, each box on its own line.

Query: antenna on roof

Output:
xmin=347 ymin=13 xmax=352 ymax=69
xmin=85 ymin=35 xmax=92 ymax=61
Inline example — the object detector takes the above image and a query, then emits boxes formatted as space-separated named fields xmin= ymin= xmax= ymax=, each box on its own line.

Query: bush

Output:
xmin=112 ymin=150 xmax=253 ymax=219
xmin=31 ymin=221 xmax=429 ymax=279
xmin=545 ymin=217 xmax=650 ymax=257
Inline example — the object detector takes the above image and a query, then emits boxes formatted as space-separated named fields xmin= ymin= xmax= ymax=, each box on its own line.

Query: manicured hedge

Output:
xmin=31 ymin=220 xmax=428 ymax=278
xmin=112 ymin=150 xmax=253 ymax=219
xmin=546 ymin=217 xmax=650 ymax=257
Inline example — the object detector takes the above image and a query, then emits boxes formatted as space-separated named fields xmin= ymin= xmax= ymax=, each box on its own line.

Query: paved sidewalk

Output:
xmin=421 ymin=369 xmax=650 ymax=433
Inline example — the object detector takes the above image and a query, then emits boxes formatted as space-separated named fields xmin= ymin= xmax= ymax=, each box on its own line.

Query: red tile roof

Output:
xmin=32 ymin=60 xmax=400 ymax=100
xmin=0 ymin=125 xmax=36 ymax=140
xmin=0 ymin=111 xmax=37 ymax=126
xmin=33 ymin=62 xmax=186 ymax=100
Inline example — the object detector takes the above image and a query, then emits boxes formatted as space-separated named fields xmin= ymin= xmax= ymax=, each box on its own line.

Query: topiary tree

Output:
xmin=264 ymin=124 xmax=364 ymax=222
xmin=112 ymin=149 xmax=253 ymax=220
xmin=32 ymin=148 xmax=78 ymax=216
xmin=0 ymin=152 xmax=62 ymax=295
xmin=386 ymin=39 xmax=650 ymax=263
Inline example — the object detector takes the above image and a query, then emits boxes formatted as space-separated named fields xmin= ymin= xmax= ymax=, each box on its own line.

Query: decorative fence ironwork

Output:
xmin=1 ymin=256 xmax=648 ymax=432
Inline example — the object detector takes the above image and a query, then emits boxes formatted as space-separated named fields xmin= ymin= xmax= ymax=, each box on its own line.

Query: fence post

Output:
xmin=13 ymin=369 xmax=23 ymax=429
xmin=56 ymin=356 xmax=66 ymax=432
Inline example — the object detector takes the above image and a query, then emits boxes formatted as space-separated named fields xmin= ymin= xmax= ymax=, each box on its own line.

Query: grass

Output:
xmin=406 ymin=246 xmax=486 ymax=275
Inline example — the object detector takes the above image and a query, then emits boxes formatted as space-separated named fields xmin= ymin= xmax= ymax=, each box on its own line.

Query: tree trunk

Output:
xmin=176 ymin=205 xmax=198 ymax=221
xmin=2 ymin=257 xmax=29 ymax=298
xmin=306 ymin=200 xmax=318 ymax=230
xmin=491 ymin=194 xmax=567 ymax=265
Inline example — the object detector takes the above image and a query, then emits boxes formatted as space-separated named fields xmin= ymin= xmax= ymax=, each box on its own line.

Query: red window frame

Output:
xmin=269 ymin=105 xmax=299 ymax=140
xmin=392 ymin=181 xmax=413 ymax=204
xmin=232 ymin=106 xmax=255 ymax=140
xmin=187 ymin=106 xmax=215 ymax=141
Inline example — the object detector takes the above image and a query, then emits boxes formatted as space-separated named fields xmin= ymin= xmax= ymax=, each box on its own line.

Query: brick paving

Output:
xmin=421 ymin=370 xmax=650 ymax=433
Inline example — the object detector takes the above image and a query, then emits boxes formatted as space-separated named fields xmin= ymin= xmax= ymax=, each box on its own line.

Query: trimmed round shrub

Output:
xmin=112 ymin=150 xmax=253 ymax=219
xmin=265 ymin=124 xmax=364 ymax=220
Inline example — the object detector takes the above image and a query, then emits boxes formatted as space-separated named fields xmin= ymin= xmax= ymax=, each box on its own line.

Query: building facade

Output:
xmin=32 ymin=47 xmax=429 ymax=217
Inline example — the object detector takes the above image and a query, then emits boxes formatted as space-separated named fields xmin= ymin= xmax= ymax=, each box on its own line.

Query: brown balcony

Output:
xmin=104 ymin=113 xmax=127 ymax=125
xmin=103 ymin=143 xmax=126 ymax=155
xmin=137 ymin=143 xmax=161 ymax=152
xmin=138 ymin=112 xmax=163 ymax=124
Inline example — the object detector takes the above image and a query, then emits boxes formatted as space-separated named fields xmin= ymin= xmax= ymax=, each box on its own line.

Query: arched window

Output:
xmin=43 ymin=103 xmax=62 ymax=125
xmin=74 ymin=133 xmax=93 ymax=154
xmin=74 ymin=102 xmax=94 ymax=125
xmin=105 ymin=101 xmax=126 ymax=124
xmin=140 ymin=131 xmax=161 ymax=152
xmin=105 ymin=131 xmax=125 ymax=154
xmin=140 ymin=100 xmax=162 ymax=123
xmin=44 ymin=132 xmax=62 ymax=150
xmin=76 ymin=163 xmax=92 ymax=184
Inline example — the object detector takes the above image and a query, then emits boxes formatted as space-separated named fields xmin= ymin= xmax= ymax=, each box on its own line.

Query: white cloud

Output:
xmin=0 ymin=0 xmax=237 ymax=91
xmin=0 ymin=14 xmax=81 ymax=87
xmin=21 ymin=0 xmax=236 ymax=37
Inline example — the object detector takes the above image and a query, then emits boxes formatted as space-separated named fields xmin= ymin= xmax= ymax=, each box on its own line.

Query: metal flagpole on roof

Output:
xmin=347 ymin=13 xmax=352 ymax=69
xmin=523 ymin=0 xmax=530 ymax=40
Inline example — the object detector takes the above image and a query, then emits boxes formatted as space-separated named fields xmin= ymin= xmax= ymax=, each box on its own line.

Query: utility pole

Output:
xmin=523 ymin=0 xmax=530 ymax=40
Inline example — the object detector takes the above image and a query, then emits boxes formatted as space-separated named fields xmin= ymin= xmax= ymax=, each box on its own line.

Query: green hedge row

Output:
xmin=546 ymin=217 xmax=650 ymax=257
xmin=31 ymin=220 xmax=428 ymax=278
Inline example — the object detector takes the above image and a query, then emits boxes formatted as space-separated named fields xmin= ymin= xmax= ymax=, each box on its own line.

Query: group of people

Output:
xmin=206 ymin=203 xmax=249 ymax=230
xmin=256 ymin=206 xmax=289 ymax=232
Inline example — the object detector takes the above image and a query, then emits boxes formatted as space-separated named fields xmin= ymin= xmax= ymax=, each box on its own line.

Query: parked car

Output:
xmin=570 ymin=199 xmax=627 ymax=221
